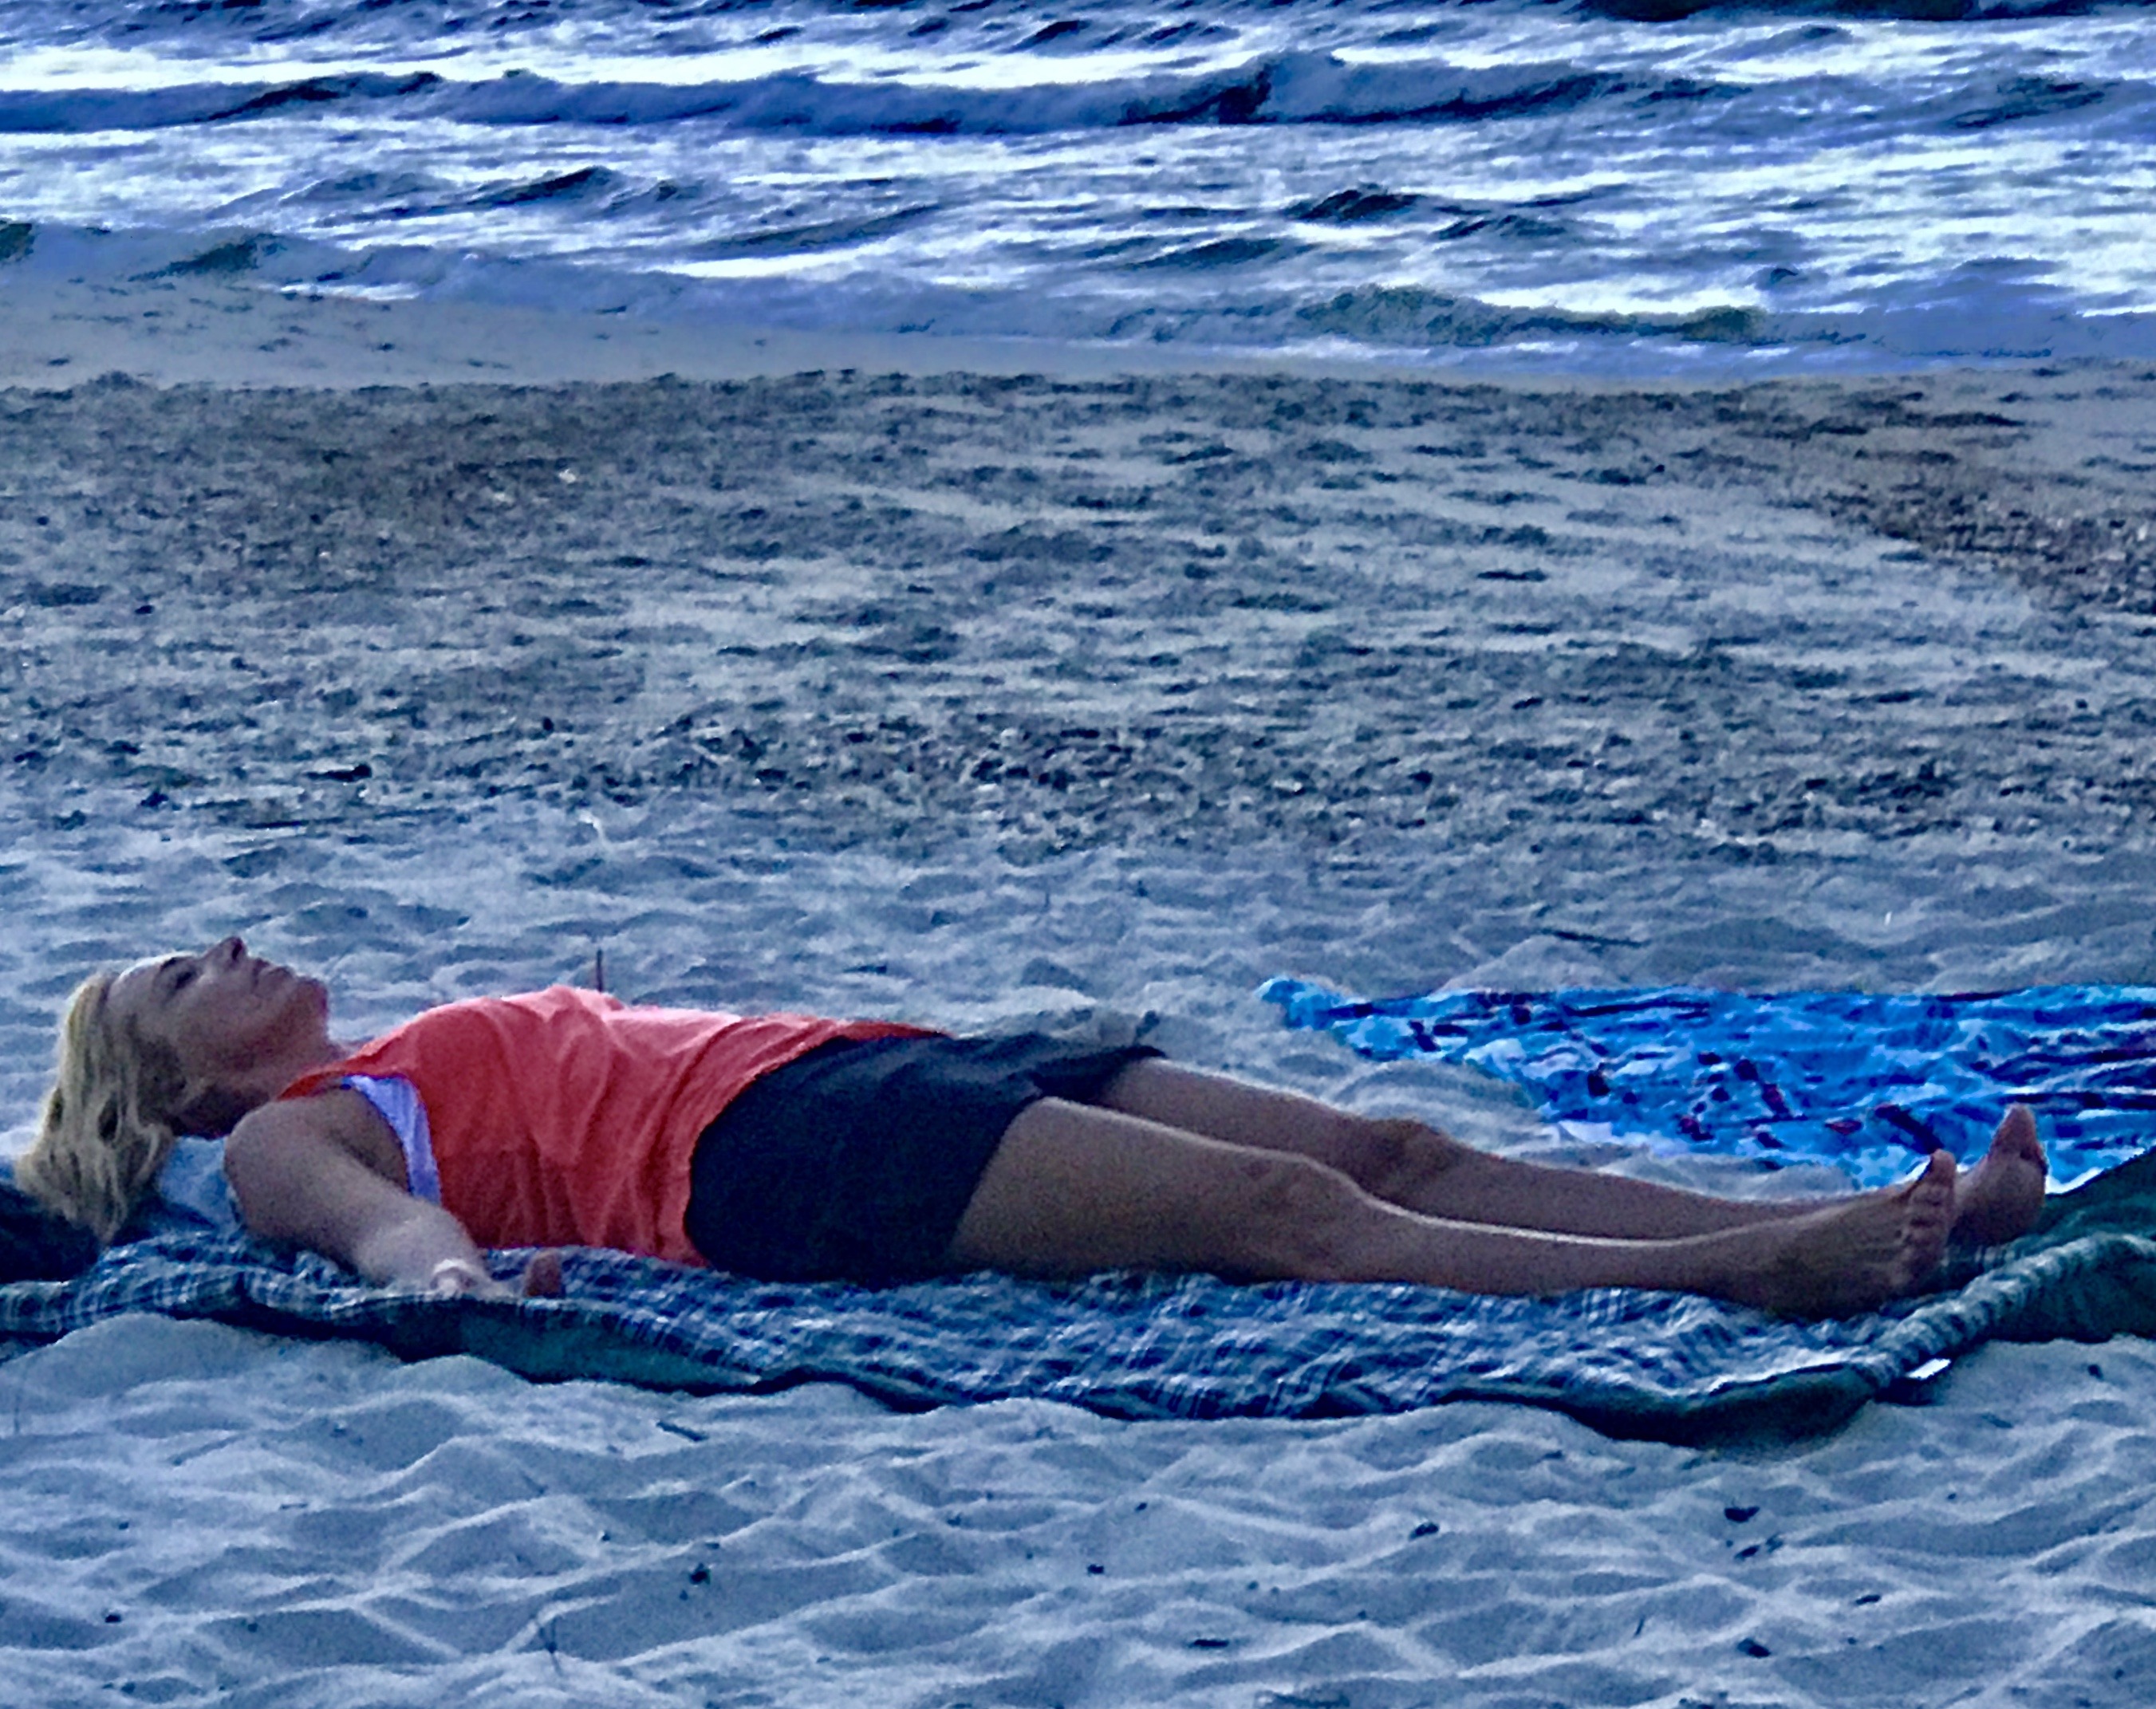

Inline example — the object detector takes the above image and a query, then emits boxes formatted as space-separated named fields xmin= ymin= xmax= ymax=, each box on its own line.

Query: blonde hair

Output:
xmin=15 ymin=972 xmax=190 ymax=1245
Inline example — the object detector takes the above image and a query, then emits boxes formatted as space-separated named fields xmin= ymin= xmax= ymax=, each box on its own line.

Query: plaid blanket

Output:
xmin=1 ymin=1151 xmax=2152 ymax=1444
xmin=1263 ymin=979 xmax=2156 ymax=1188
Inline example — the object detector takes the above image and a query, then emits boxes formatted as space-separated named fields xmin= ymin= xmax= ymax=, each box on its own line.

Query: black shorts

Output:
xmin=684 ymin=1033 xmax=1162 ymax=1283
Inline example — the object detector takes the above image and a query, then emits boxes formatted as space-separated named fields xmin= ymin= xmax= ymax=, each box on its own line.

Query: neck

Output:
xmin=262 ymin=1035 xmax=352 ymax=1099
xmin=216 ymin=1035 xmax=352 ymax=1128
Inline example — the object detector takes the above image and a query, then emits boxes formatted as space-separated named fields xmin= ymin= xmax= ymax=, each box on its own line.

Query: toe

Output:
xmin=1994 ymin=1103 xmax=2045 ymax=1167
xmin=1910 ymin=1149 xmax=1957 ymax=1212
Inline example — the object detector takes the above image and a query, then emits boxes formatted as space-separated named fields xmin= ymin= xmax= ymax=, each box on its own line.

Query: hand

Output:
xmin=425 ymin=1256 xmax=510 ymax=1300
xmin=424 ymin=1250 xmax=566 ymax=1300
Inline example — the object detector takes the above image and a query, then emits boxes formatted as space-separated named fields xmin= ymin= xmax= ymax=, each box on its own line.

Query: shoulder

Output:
xmin=229 ymin=1086 xmax=407 ymax=1191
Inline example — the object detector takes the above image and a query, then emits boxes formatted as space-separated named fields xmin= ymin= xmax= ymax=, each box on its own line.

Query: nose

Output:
xmin=211 ymin=935 xmax=246 ymax=964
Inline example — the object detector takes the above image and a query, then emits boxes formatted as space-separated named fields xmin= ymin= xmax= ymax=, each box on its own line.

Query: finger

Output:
xmin=521 ymin=1250 xmax=566 ymax=1298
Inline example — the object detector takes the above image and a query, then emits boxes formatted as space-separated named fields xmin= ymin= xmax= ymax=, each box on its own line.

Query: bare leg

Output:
xmin=948 ymin=1097 xmax=1958 ymax=1318
xmin=1094 ymin=1061 xmax=2044 ymax=1246
xmin=1097 ymin=1060 xmax=1831 ymax=1238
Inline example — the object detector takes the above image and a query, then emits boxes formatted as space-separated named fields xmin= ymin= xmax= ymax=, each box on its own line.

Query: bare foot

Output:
xmin=1718 ymin=1150 xmax=1957 ymax=1318
xmin=1952 ymin=1105 xmax=2048 ymax=1248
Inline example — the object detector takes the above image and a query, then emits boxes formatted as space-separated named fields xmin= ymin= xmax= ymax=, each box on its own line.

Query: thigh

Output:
xmin=947 ymin=1095 xmax=1357 ymax=1278
xmin=1090 ymin=1057 xmax=1474 ymax=1187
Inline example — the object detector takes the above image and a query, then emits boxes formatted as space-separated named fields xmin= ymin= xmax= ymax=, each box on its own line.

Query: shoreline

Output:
xmin=0 ymin=268 xmax=1535 ymax=391
xmin=10 ymin=266 xmax=2156 ymax=393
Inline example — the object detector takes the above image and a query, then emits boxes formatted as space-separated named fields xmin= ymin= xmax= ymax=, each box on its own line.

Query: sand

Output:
xmin=4 ymin=270 xmax=2156 ymax=1705
xmin=7 ymin=1317 xmax=2156 ymax=1709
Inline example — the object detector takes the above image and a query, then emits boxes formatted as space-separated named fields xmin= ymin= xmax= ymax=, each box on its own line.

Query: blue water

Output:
xmin=2 ymin=0 xmax=2154 ymax=376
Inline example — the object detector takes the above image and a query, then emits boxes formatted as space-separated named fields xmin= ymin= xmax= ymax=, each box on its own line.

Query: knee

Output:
xmin=1331 ymin=1112 xmax=1473 ymax=1203
xmin=1228 ymin=1152 xmax=1372 ymax=1282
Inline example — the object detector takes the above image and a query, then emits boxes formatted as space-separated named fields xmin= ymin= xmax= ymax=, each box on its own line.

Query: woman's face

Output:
xmin=106 ymin=935 xmax=332 ymax=1105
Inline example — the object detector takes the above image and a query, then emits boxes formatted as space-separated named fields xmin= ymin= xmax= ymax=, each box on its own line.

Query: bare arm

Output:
xmin=223 ymin=1090 xmax=542 ymax=1298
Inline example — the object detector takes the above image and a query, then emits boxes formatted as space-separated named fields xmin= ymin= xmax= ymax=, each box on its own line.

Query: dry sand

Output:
xmin=7 ymin=1317 xmax=2156 ymax=1709
xmin=4 ymin=273 xmax=2156 ymax=1705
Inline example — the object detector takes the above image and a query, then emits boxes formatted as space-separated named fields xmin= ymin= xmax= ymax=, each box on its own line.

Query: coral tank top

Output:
xmin=282 ymin=986 xmax=931 ymax=1264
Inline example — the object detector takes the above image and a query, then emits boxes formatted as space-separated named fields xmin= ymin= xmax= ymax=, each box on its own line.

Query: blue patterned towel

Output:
xmin=1263 ymin=979 xmax=2156 ymax=1189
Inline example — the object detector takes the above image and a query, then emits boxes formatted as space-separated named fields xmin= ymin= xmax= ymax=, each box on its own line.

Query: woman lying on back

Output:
xmin=17 ymin=937 xmax=2050 ymax=1318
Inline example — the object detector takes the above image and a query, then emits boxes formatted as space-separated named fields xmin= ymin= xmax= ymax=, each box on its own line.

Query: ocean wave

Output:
xmin=473 ymin=163 xmax=624 ymax=208
xmin=0 ymin=52 xmax=1736 ymax=138
xmin=1291 ymin=284 xmax=1772 ymax=348
xmin=689 ymin=203 xmax=941 ymax=259
xmin=1578 ymin=0 xmax=2135 ymax=18
xmin=0 ymin=70 xmax=445 ymax=134
xmin=11 ymin=0 xmax=2150 ymax=57
xmin=5 ymin=43 xmax=2142 ymax=145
